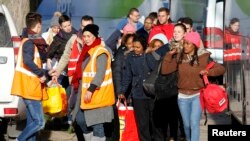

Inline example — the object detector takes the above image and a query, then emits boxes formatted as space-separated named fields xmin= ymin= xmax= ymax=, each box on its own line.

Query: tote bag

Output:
xmin=117 ymin=98 xmax=139 ymax=141
xmin=42 ymin=81 xmax=68 ymax=117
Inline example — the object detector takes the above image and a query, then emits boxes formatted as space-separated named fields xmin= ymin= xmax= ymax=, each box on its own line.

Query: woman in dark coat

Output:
xmin=120 ymin=36 xmax=162 ymax=141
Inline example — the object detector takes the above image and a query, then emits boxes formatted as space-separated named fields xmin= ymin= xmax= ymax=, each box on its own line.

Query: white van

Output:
xmin=0 ymin=4 xmax=26 ymax=139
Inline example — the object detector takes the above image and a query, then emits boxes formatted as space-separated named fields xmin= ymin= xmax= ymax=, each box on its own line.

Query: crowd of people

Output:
xmin=11 ymin=6 xmax=235 ymax=141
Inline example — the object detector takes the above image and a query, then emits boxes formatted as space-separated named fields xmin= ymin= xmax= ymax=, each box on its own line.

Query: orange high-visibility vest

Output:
xmin=80 ymin=45 xmax=115 ymax=109
xmin=68 ymin=39 xmax=81 ymax=76
xmin=11 ymin=38 xmax=48 ymax=100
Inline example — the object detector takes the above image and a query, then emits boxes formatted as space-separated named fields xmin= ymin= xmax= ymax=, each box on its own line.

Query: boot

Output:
xmin=83 ymin=132 xmax=93 ymax=141
xmin=99 ymin=137 xmax=106 ymax=141
xmin=91 ymin=136 xmax=106 ymax=141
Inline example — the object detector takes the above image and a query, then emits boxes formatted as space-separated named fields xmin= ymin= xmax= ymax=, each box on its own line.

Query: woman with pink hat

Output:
xmin=161 ymin=32 xmax=225 ymax=141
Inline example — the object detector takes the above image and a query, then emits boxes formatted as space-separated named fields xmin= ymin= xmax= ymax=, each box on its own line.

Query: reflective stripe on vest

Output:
xmin=68 ymin=39 xmax=81 ymax=76
xmin=81 ymin=45 xmax=115 ymax=109
xmin=224 ymin=48 xmax=241 ymax=61
xmin=82 ymin=78 xmax=113 ymax=88
xmin=82 ymin=68 xmax=112 ymax=77
xmin=15 ymin=50 xmax=40 ymax=77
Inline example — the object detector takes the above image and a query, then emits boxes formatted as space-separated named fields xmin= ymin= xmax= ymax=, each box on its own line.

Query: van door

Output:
xmin=0 ymin=48 xmax=15 ymax=102
xmin=0 ymin=12 xmax=15 ymax=102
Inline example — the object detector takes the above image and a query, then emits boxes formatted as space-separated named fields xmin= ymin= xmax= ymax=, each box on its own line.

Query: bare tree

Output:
xmin=1 ymin=0 xmax=30 ymax=35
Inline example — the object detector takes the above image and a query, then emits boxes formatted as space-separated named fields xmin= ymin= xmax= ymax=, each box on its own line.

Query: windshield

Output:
xmin=0 ymin=13 xmax=12 ymax=47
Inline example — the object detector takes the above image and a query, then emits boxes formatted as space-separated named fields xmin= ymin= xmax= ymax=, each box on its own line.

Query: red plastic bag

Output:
xmin=117 ymin=99 xmax=139 ymax=141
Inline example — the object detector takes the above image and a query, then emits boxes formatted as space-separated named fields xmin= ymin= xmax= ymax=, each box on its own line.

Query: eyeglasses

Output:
xmin=144 ymin=22 xmax=152 ymax=25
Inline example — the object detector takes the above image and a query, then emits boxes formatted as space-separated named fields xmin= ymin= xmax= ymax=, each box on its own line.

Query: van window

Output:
xmin=0 ymin=13 xmax=12 ymax=47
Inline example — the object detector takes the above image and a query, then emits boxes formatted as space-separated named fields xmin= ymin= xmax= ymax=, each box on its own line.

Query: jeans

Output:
xmin=75 ymin=109 xmax=90 ymax=134
xmin=76 ymin=110 xmax=105 ymax=137
xmin=92 ymin=123 xmax=105 ymax=137
xmin=178 ymin=94 xmax=202 ymax=141
xmin=17 ymin=99 xmax=45 ymax=141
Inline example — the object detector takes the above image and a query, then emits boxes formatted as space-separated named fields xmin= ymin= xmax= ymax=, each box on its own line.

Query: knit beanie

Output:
xmin=82 ymin=24 xmax=99 ymax=37
xmin=50 ymin=11 xmax=61 ymax=27
xmin=184 ymin=32 xmax=201 ymax=48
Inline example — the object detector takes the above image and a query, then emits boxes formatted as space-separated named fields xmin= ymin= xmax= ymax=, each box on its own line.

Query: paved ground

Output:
xmin=1 ymin=111 xmax=231 ymax=141
xmin=200 ymin=111 xmax=231 ymax=141
xmin=37 ymin=130 xmax=78 ymax=141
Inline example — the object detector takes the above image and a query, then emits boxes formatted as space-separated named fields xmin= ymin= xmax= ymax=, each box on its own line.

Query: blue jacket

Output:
xmin=121 ymin=52 xmax=157 ymax=99
xmin=155 ymin=44 xmax=170 ymax=58
xmin=23 ymin=40 xmax=44 ymax=77
xmin=105 ymin=29 xmax=121 ymax=54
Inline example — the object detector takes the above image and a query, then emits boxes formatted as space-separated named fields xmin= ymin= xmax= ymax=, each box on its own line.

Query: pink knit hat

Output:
xmin=184 ymin=32 xmax=201 ymax=48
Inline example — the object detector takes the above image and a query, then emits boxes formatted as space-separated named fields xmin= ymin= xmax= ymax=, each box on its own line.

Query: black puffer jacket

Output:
xmin=121 ymin=52 xmax=157 ymax=99
xmin=47 ymin=28 xmax=77 ymax=61
xmin=112 ymin=46 xmax=131 ymax=97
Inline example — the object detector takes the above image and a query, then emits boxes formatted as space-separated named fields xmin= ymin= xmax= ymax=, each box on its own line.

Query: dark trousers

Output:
xmin=73 ymin=123 xmax=85 ymax=141
xmin=104 ymin=105 xmax=120 ymax=141
xmin=133 ymin=98 xmax=163 ymax=141
xmin=153 ymin=96 xmax=179 ymax=140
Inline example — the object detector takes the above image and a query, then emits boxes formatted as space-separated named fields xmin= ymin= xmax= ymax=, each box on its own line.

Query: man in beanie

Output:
xmin=161 ymin=31 xmax=225 ymax=141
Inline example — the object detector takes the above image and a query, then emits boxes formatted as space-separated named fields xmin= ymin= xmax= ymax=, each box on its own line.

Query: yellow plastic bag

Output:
xmin=42 ymin=82 xmax=68 ymax=117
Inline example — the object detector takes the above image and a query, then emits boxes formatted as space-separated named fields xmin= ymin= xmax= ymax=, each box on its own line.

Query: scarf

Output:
xmin=71 ymin=38 xmax=102 ymax=89
xmin=169 ymin=39 xmax=183 ymax=53
xmin=57 ymin=28 xmax=78 ymax=41
xmin=27 ymin=29 xmax=48 ymax=63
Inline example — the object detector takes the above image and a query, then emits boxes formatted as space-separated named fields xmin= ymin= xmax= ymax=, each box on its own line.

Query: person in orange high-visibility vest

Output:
xmin=11 ymin=12 xmax=47 ymax=141
xmin=70 ymin=24 xmax=115 ymax=141
xmin=49 ymin=15 xmax=94 ymax=141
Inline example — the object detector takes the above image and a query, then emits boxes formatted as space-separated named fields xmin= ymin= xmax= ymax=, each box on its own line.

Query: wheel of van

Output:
xmin=7 ymin=119 xmax=26 ymax=140
xmin=7 ymin=136 xmax=16 ymax=141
